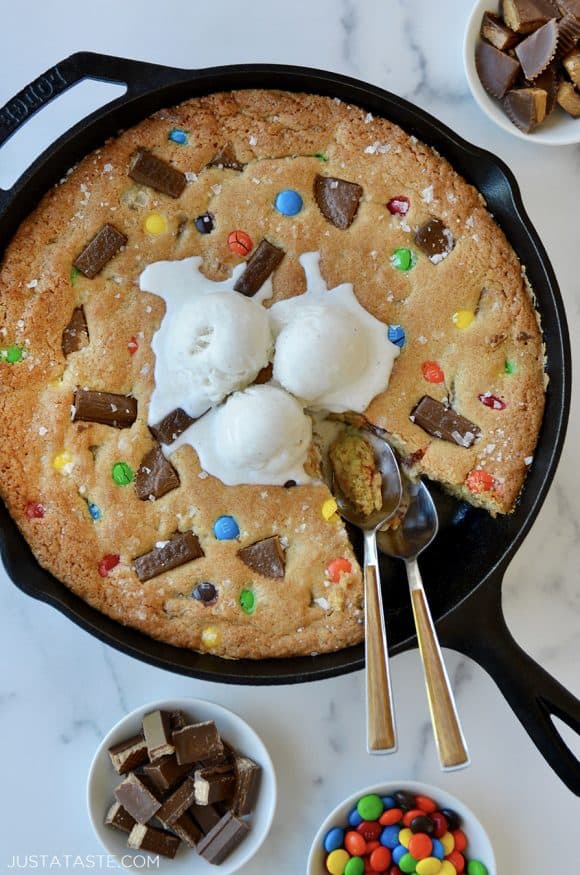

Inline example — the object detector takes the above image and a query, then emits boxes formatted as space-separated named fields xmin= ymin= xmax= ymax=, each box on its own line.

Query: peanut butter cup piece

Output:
xmin=556 ymin=79 xmax=580 ymax=114
xmin=563 ymin=47 xmax=580 ymax=85
xmin=502 ymin=0 xmax=558 ymax=33
xmin=531 ymin=64 xmax=560 ymax=112
xmin=557 ymin=0 xmax=580 ymax=18
xmin=238 ymin=536 xmax=285 ymax=578
xmin=314 ymin=174 xmax=363 ymax=229
xmin=481 ymin=11 xmax=521 ymax=50
xmin=476 ymin=41 xmax=522 ymax=98
xmin=414 ymin=218 xmax=455 ymax=263
xmin=62 ymin=306 xmax=89 ymax=356
xmin=504 ymin=87 xmax=548 ymax=130
xmin=558 ymin=13 xmax=580 ymax=57
xmin=515 ymin=18 xmax=558 ymax=79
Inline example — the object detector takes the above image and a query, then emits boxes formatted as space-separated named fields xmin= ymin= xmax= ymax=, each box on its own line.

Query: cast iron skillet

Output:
xmin=1 ymin=54 xmax=579 ymax=793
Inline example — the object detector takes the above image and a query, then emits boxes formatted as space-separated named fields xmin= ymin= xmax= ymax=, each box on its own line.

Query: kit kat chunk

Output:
xmin=135 ymin=445 xmax=180 ymax=501
xmin=238 ymin=536 xmax=285 ymax=579
xmin=105 ymin=801 xmax=136 ymax=834
xmin=141 ymin=755 xmax=191 ymax=793
xmin=193 ymin=764 xmax=236 ymax=806
xmin=232 ymin=756 xmax=262 ymax=816
xmin=173 ymin=721 xmax=224 ymax=765
xmin=127 ymin=824 xmax=180 ymax=859
xmin=410 ymin=396 xmax=481 ymax=448
xmin=196 ymin=810 xmax=250 ymax=865
xmin=133 ymin=531 xmax=205 ymax=582
xmin=108 ymin=733 xmax=149 ymax=774
xmin=150 ymin=407 xmax=196 ymax=444
xmin=129 ymin=149 xmax=186 ymax=198
xmin=170 ymin=813 xmax=202 ymax=848
xmin=190 ymin=802 xmax=223 ymax=835
xmin=207 ymin=144 xmax=245 ymax=171
xmin=143 ymin=709 xmax=175 ymax=761
xmin=114 ymin=772 xmax=161 ymax=824
xmin=314 ymin=174 xmax=363 ymax=229
xmin=233 ymin=239 xmax=285 ymax=297
xmin=62 ymin=306 xmax=89 ymax=356
xmin=156 ymin=777 xmax=196 ymax=826
xmin=73 ymin=390 xmax=137 ymax=429
xmin=74 ymin=224 xmax=127 ymax=278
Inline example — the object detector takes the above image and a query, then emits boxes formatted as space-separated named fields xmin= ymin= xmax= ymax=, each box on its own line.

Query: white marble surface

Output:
xmin=1 ymin=0 xmax=579 ymax=871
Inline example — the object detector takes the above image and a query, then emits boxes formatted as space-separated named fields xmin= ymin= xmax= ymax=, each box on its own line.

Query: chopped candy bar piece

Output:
xmin=150 ymin=407 xmax=196 ymax=444
xmin=133 ymin=531 xmax=205 ymax=582
xmin=515 ymin=19 xmax=558 ymax=79
xmin=233 ymin=239 xmax=285 ymax=296
xmin=73 ymin=224 xmax=127 ymax=278
xmin=196 ymin=810 xmax=250 ymax=865
xmin=170 ymin=813 xmax=202 ymax=848
xmin=108 ymin=733 xmax=148 ymax=774
xmin=142 ymin=754 xmax=191 ymax=793
xmin=105 ymin=801 xmax=136 ymax=834
xmin=556 ymin=80 xmax=580 ymax=115
xmin=410 ymin=395 xmax=481 ymax=448
xmin=129 ymin=149 xmax=186 ymax=198
xmin=127 ymin=823 xmax=180 ymax=858
xmin=557 ymin=13 xmax=580 ymax=56
xmin=157 ymin=777 xmax=196 ymax=826
xmin=504 ymin=87 xmax=548 ymax=130
xmin=62 ymin=306 xmax=89 ymax=356
xmin=135 ymin=445 xmax=180 ymax=501
xmin=415 ymin=218 xmax=455 ymax=263
xmin=114 ymin=772 xmax=161 ymax=824
xmin=143 ymin=709 xmax=175 ymax=761
xmin=563 ymin=47 xmax=580 ymax=87
xmin=193 ymin=764 xmax=237 ymax=806
xmin=232 ymin=756 xmax=261 ymax=816
xmin=190 ymin=802 xmax=224 ymax=835
xmin=173 ymin=721 xmax=224 ymax=765
xmin=502 ymin=0 xmax=557 ymax=34
xmin=207 ymin=144 xmax=245 ymax=171
xmin=476 ymin=41 xmax=521 ymax=99
xmin=238 ymin=536 xmax=285 ymax=578
xmin=72 ymin=390 xmax=137 ymax=429
xmin=481 ymin=11 xmax=521 ymax=50
xmin=314 ymin=174 xmax=363 ymax=229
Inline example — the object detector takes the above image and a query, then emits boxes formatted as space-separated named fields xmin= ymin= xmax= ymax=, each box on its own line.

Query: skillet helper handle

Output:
xmin=0 ymin=52 xmax=186 ymax=208
xmin=439 ymin=572 xmax=580 ymax=795
xmin=407 ymin=559 xmax=470 ymax=770
xmin=364 ymin=531 xmax=397 ymax=754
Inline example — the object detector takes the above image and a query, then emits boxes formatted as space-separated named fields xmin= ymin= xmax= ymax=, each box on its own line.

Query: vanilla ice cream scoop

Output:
xmin=140 ymin=257 xmax=273 ymax=423
xmin=270 ymin=252 xmax=399 ymax=413
xmin=172 ymin=385 xmax=313 ymax=486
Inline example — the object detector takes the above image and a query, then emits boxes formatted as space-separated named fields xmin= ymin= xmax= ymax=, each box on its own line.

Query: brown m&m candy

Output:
xmin=476 ymin=41 xmax=521 ymax=98
xmin=504 ymin=87 xmax=548 ymax=130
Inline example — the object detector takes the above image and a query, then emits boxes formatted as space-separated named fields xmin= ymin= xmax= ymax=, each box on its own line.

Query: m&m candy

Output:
xmin=195 ymin=212 xmax=215 ymax=234
xmin=465 ymin=469 xmax=494 ymax=494
xmin=387 ymin=324 xmax=406 ymax=348
xmin=274 ymin=188 xmax=303 ymax=216
xmin=390 ymin=247 xmax=416 ymax=271
xmin=25 ymin=501 xmax=45 ymax=519
xmin=452 ymin=309 xmax=475 ymax=329
xmin=213 ymin=515 xmax=240 ymax=540
xmin=192 ymin=582 xmax=218 ymax=605
xmin=201 ymin=626 xmax=221 ymax=649
xmin=112 ymin=462 xmax=134 ymax=486
xmin=387 ymin=195 xmax=410 ymax=216
xmin=227 ymin=229 xmax=253 ymax=255
xmin=239 ymin=589 xmax=256 ymax=615
xmin=144 ymin=212 xmax=167 ymax=236
xmin=320 ymin=789 xmax=489 ymax=875
xmin=421 ymin=361 xmax=445 ymax=384
xmin=168 ymin=128 xmax=188 ymax=144
xmin=479 ymin=392 xmax=506 ymax=410
xmin=98 ymin=554 xmax=120 ymax=577
xmin=326 ymin=558 xmax=352 ymax=582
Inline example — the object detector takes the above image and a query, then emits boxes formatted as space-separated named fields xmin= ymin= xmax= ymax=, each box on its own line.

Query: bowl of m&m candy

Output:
xmin=307 ymin=781 xmax=495 ymax=875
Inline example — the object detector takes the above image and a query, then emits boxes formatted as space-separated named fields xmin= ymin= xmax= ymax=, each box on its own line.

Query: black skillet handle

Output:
xmin=0 ymin=52 xmax=188 ymax=208
xmin=438 ymin=570 xmax=580 ymax=795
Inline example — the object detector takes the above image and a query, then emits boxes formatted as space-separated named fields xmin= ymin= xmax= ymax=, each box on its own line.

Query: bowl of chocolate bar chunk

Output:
xmin=464 ymin=0 xmax=580 ymax=143
xmin=87 ymin=698 xmax=276 ymax=872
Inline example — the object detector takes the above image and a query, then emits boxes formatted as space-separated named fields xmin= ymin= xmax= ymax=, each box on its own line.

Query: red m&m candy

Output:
xmin=25 ymin=501 xmax=45 ymax=519
xmin=446 ymin=850 xmax=465 ymax=872
xmin=430 ymin=811 xmax=448 ymax=838
xmin=327 ymin=557 xmax=353 ymax=582
xmin=479 ymin=392 xmax=506 ymax=410
xmin=380 ymin=808 xmax=403 ymax=826
xmin=421 ymin=361 xmax=445 ymax=384
xmin=357 ymin=821 xmax=382 ymax=842
xmin=227 ymin=229 xmax=253 ymax=256
xmin=128 ymin=336 xmax=139 ymax=355
xmin=98 ymin=554 xmax=120 ymax=577
xmin=369 ymin=846 xmax=392 ymax=871
xmin=387 ymin=196 xmax=410 ymax=216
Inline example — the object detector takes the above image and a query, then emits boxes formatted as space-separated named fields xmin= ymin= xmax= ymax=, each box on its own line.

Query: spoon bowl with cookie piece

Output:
xmin=329 ymin=427 xmax=402 ymax=755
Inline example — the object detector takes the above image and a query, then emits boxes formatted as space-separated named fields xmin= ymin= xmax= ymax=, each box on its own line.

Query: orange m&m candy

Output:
xmin=344 ymin=830 xmax=366 ymax=856
xmin=326 ymin=558 xmax=353 ymax=582
xmin=227 ymin=229 xmax=253 ymax=256
xmin=421 ymin=361 xmax=445 ymax=383
xmin=465 ymin=469 xmax=495 ymax=494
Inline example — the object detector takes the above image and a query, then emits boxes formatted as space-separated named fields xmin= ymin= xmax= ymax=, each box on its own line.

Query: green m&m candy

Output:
xmin=356 ymin=793 xmax=383 ymax=821
xmin=344 ymin=857 xmax=364 ymax=875
xmin=399 ymin=853 xmax=418 ymax=874
xmin=112 ymin=461 xmax=134 ymax=485
xmin=467 ymin=862 xmax=489 ymax=875
xmin=504 ymin=358 xmax=517 ymax=374
xmin=239 ymin=589 xmax=256 ymax=615
xmin=390 ymin=247 xmax=416 ymax=272
xmin=2 ymin=344 xmax=24 ymax=363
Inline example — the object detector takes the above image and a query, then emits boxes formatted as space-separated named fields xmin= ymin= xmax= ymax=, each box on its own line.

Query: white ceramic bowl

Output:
xmin=87 ymin=697 xmax=276 ymax=873
xmin=464 ymin=0 xmax=580 ymax=145
xmin=307 ymin=780 xmax=496 ymax=875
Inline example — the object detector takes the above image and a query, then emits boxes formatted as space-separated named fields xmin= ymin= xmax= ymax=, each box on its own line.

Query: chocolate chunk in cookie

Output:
xmin=233 ymin=239 xmax=285 ymax=296
xmin=207 ymin=144 xmax=245 ymax=171
xmin=149 ymin=407 xmax=196 ymax=444
xmin=73 ymin=224 xmax=127 ymax=278
xmin=62 ymin=306 xmax=89 ymax=356
xmin=238 ymin=536 xmax=285 ymax=578
xmin=72 ymin=390 xmax=137 ymax=429
xmin=135 ymin=445 xmax=180 ymax=501
xmin=414 ymin=218 xmax=455 ymax=263
xmin=314 ymin=175 xmax=363 ymax=229
xmin=129 ymin=149 xmax=186 ymax=198
xmin=133 ymin=531 xmax=205 ymax=582
xmin=410 ymin=395 xmax=481 ymax=448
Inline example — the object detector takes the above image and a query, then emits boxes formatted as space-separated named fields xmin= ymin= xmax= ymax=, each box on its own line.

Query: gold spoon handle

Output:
xmin=407 ymin=558 xmax=470 ymax=770
xmin=364 ymin=531 xmax=397 ymax=754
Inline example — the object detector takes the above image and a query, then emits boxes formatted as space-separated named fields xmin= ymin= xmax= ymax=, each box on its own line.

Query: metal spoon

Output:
xmin=332 ymin=430 xmax=402 ymax=754
xmin=377 ymin=479 xmax=470 ymax=770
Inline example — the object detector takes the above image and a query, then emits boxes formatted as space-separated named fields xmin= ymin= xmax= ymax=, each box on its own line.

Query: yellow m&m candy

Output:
xmin=452 ymin=309 xmax=475 ymax=329
xmin=144 ymin=212 xmax=168 ymax=236
xmin=398 ymin=827 xmax=412 ymax=848
xmin=440 ymin=832 xmax=455 ymax=855
xmin=322 ymin=497 xmax=338 ymax=521
xmin=52 ymin=450 xmax=73 ymax=473
xmin=201 ymin=626 xmax=221 ymax=649
xmin=326 ymin=849 xmax=350 ymax=875
xmin=416 ymin=858 xmax=443 ymax=875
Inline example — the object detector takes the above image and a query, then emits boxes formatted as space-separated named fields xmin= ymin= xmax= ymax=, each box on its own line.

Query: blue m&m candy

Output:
xmin=213 ymin=515 xmax=240 ymax=540
xmin=431 ymin=837 xmax=444 ymax=860
xmin=392 ymin=845 xmax=407 ymax=866
xmin=348 ymin=806 xmax=363 ymax=828
xmin=88 ymin=502 xmax=101 ymax=521
xmin=168 ymin=128 xmax=189 ymax=145
xmin=380 ymin=825 xmax=400 ymax=849
xmin=323 ymin=826 xmax=345 ymax=853
xmin=387 ymin=324 xmax=406 ymax=348
xmin=381 ymin=795 xmax=396 ymax=809
xmin=274 ymin=189 xmax=303 ymax=216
